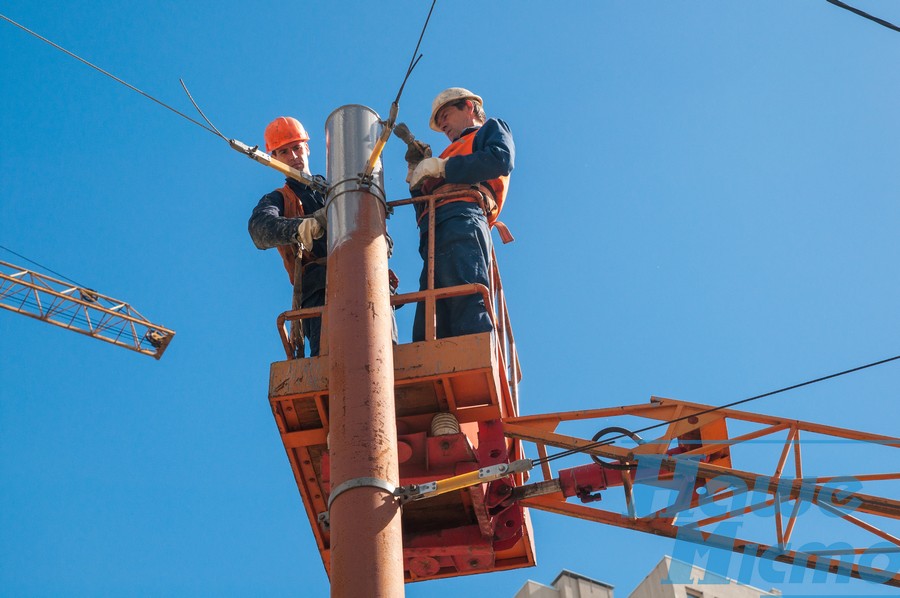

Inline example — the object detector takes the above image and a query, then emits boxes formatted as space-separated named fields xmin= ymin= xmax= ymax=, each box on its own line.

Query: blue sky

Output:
xmin=1 ymin=1 xmax=898 ymax=596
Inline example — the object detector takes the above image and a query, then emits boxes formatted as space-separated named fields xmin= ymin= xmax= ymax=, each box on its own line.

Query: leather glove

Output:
xmin=405 ymin=140 xmax=433 ymax=184
xmin=296 ymin=218 xmax=324 ymax=251
xmin=404 ymin=140 xmax=432 ymax=166
xmin=409 ymin=157 xmax=447 ymax=191
xmin=311 ymin=207 xmax=328 ymax=229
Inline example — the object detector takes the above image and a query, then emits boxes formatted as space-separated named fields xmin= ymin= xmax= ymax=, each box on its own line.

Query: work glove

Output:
xmin=405 ymin=140 xmax=433 ymax=184
xmin=296 ymin=217 xmax=324 ymax=251
xmin=409 ymin=157 xmax=447 ymax=191
xmin=404 ymin=140 xmax=432 ymax=167
xmin=311 ymin=207 xmax=328 ymax=229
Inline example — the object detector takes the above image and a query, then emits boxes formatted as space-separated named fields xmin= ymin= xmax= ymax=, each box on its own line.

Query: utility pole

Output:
xmin=324 ymin=105 xmax=404 ymax=597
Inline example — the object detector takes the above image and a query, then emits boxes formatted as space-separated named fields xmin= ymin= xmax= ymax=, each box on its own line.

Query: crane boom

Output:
xmin=504 ymin=398 xmax=900 ymax=588
xmin=0 ymin=259 xmax=174 ymax=359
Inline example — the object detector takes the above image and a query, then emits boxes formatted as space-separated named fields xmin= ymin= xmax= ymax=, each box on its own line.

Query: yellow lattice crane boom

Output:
xmin=0 ymin=259 xmax=174 ymax=359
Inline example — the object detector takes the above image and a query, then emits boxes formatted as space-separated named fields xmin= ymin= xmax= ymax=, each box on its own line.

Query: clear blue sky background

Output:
xmin=1 ymin=1 xmax=898 ymax=596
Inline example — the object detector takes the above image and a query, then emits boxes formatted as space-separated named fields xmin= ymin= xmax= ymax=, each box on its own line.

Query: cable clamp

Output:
xmin=325 ymin=177 xmax=389 ymax=216
xmin=327 ymin=476 xmax=397 ymax=510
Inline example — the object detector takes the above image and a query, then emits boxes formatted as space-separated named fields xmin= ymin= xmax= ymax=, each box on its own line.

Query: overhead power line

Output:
xmin=825 ymin=0 xmax=900 ymax=33
xmin=0 ymin=13 xmax=221 ymax=137
xmin=536 ymin=352 xmax=900 ymax=465
xmin=0 ymin=244 xmax=89 ymax=289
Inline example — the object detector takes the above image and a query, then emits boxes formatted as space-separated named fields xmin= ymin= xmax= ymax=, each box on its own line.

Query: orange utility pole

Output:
xmin=323 ymin=105 xmax=405 ymax=597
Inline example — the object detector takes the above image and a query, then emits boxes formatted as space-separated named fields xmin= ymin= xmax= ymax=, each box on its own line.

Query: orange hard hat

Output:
xmin=264 ymin=117 xmax=310 ymax=153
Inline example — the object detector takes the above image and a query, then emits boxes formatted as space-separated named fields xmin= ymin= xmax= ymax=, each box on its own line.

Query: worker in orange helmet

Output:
xmin=248 ymin=116 xmax=329 ymax=357
xmin=406 ymin=88 xmax=515 ymax=341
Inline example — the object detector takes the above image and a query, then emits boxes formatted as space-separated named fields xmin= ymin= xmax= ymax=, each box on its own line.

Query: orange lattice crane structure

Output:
xmin=261 ymin=105 xmax=899 ymax=596
xmin=0 ymin=259 xmax=174 ymax=359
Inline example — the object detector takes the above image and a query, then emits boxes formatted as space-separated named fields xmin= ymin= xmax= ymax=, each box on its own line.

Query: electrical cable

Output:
xmin=534 ymin=352 xmax=900 ymax=466
xmin=394 ymin=0 xmax=436 ymax=105
xmin=0 ymin=14 xmax=223 ymax=138
xmin=0 ymin=244 xmax=89 ymax=289
xmin=825 ymin=0 xmax=900 ymax=33
xmin=0 ymin=13 xmax=322 ymax=191
xmin=180 ymin=79 xmax=227 ymax=140
xmin=359 ymin=0 xmax=438 ymax=181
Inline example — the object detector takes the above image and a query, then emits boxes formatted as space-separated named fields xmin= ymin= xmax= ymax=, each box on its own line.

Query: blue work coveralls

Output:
xmin=412 ymin=118 xmax=515 ymax=342
xmin=248 ymin=177 xmax=328 ymax=356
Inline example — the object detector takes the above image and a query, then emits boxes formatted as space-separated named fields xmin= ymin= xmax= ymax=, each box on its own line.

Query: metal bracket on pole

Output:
xmin=317 ymin=511 xmax=330 ymax=530
xmin=326 ymin=178 xmax=390 ymax=222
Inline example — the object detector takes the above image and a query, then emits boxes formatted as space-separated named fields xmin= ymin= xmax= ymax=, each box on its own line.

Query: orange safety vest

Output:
xmin=274 ymin=184 xmax=320 ymax=285
xmin=423 ymin=128 xmax=510 ymax=226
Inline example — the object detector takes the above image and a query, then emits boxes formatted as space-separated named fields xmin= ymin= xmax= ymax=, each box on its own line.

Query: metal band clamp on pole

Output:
xmin=327 ymin=476 xmax=397 ymax=509
xmin=324 ymin=177 xmax=389 ymax=217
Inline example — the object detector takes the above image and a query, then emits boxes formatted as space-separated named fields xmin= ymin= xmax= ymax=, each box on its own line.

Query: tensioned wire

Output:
xmin=1 ymin=0 xmax=440 ymax=152
xmin=0 ymin=14 xmax=221 ymax=138
xmin=825 ymin=0 xmax=900 ymax=33
xmin=1 ymin=244 xmax=89 ymax=288
xmin=533 ymin=353 xmax=900 ymax=466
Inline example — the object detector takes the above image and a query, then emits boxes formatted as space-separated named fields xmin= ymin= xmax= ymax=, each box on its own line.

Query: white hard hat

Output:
xmin=429 ymin=87 xmax=483 ymax=132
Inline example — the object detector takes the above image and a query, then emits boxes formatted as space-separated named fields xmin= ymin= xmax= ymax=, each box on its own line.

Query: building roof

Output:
xmin=551 ymin=569 xmax=615 ymax=590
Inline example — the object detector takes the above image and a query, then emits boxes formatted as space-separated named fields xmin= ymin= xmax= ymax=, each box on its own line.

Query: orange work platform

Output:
xmin=267 ymin=190 xmax=533 ymax=583
xmin=268 ymin=331 xmax=535 ymax=582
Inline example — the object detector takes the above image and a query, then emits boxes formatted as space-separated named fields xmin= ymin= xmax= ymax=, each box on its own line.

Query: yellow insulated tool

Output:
xmin=395 ymin=459 xmax=533 ymax=503
xmin=359 ymin=102 xmax=399 ymax=183
xmin=229 ymin=138 xmax=328 ymax=194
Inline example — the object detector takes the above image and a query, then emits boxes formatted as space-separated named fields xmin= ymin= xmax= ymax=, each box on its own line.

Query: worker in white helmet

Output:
xmin=407 ymin=88 xmax=515 ymax=341
xmin=248 ymin=116 xmax=328 ymax=357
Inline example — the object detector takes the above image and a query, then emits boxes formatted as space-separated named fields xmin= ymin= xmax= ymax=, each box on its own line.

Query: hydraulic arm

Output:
xmin=503 ymin=398 xmax=900 ymax=588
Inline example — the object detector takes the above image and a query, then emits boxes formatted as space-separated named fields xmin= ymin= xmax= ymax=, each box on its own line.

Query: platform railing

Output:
xmin=276 ymin=189 xmax=521 ymax=413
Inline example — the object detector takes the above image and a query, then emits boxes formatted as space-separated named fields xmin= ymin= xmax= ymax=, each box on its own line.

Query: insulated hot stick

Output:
xmin=227 ymin=139 xmax=328 ymax=195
